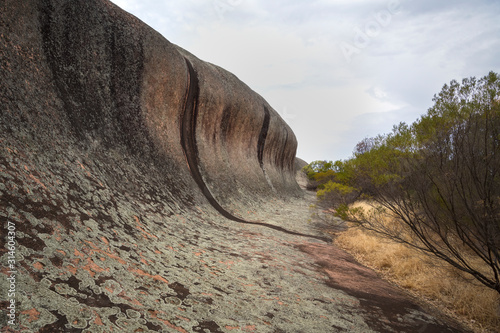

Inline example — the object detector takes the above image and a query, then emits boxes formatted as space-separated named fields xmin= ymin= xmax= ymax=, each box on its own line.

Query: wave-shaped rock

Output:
xmin=2 ymin=0 xmax=300 ymax=219
xmin=1 ymin=0 xmax=306 ymax=331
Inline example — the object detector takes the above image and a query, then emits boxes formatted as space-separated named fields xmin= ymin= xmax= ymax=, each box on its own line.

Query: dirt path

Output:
xmin=229 ymin=189 xmax=472 ymax=333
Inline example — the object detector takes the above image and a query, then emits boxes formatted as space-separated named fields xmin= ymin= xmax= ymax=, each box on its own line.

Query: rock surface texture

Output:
xmin=1 ymin=0 xmax=470 ymax=332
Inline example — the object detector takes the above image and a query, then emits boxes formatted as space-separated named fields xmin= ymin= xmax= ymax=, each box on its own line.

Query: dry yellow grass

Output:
xmin=335 ymin=202 xmax=500 ymax=333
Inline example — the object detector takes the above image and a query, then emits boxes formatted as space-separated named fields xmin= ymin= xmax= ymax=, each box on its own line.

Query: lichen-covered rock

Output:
xmin=0 ymin=0 xmax=306 ymax=331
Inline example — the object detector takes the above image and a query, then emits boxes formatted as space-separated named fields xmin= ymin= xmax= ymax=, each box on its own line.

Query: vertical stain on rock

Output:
xmin=257 ymin=106 xmax=270 ymax=169
xmin=257 ymin=106 xmax=276 ymax=192
xmin=180 ymin=57 xmax=248 ymax=223
xmin=280 ymin=128 xmax=289 ymax=170
xmin=219 ymin=106 xmax=232 ymax=142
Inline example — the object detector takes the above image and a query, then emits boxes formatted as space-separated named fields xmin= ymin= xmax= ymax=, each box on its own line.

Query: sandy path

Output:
xmin=231 ymin=189 xmax=472 ymax=333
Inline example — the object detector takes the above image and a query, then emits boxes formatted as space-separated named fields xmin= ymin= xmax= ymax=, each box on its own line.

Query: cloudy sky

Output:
xmin=111 ymin=0 xmax=500 ymax=163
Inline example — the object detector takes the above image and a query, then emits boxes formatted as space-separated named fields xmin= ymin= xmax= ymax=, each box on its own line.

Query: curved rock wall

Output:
xmin=0 ymin=0 xmax=303 ymax=331
xmin=2 ymin=0 xmax=300 ymax=219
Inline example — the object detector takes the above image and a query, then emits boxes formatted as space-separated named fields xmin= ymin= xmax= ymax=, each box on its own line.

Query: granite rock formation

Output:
xmin=0 ymin=0 xmax=306 ymax=331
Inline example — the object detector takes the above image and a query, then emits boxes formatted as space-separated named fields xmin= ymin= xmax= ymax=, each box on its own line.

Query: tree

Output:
xmin=302 ymin=160 xmax=336 ymax=190
xmin=338 ymin=72 xmax=500 ymax=294
xmin=303 ymin=159 xmax=360 ymax=206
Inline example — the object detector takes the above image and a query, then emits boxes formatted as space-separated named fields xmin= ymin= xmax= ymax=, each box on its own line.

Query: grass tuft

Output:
xmin=335 ymin=214 xmax=500 ymax=333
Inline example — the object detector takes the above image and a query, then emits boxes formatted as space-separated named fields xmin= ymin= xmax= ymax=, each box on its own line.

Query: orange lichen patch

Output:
xmin=175 ymin=315 xmax=190 ymax=322
xmin=33 ymin=262 xmax=44 ymax=270
xmin=118 ymin=292 xmax=143 ymax=307
xmin=154 ymin=250 xmax=162 ymax=254
xmin=148 ymin=311 xmax=189 ymax=333
xmin=128 ymin=267 xmax=169 ymax=284
xmin=93 ymin=313 xmax=104 ymax=326
xmin=101 ymin=237 xmax=109 ymax=244
xmin=225 ymin=326 xmax=241 ymax=330
xmin=82 ymin=258 xmax=109 ymax=277
xmin=80 ymin=241 xmax=127 ymax=265
xmin=151 ymin=274 xmax=169 ymax=284
xmin=104 ymin=252 xmax=127 ymax=265
xmin=218 ymin=260 xmax=234 ymax=267
xmin=140 ymin=258 xmax=148 ymax=265
xmin=77 ymin=161 xmax=92 ymax=177
xmin=243 ymin=325 xmax=256 ymax=332
xmin=74 ymin=249 xmax=85 ymax=257
xmin=56 ymin=250 xmax=66 ymax=256
xmin=133 ymin=215 xmax=158 ymax=240
xmin=20 ymin=308 xmax=41 ymax=322
xmin=104 ymin=284 xmax=115 ymax=294
xmin=66 ymin=265 xmax=77 ymax=275
xmin=28 ymin=173 xmax=48 ymax=190
xmin=83 ymin=240 xmax=99 ymax=249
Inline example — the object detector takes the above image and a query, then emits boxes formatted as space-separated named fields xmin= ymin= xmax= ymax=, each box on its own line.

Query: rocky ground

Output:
xmin=1 ymin=166 xmax=471 ymax=332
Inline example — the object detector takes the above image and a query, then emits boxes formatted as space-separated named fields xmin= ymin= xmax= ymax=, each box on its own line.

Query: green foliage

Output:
xmin=312 ymin=71 xmax=500 ymax=293
xmin=302 ymin=160 xmax=334 ymax=180
xmin=317 ymin=181 xmax=357 ymax=200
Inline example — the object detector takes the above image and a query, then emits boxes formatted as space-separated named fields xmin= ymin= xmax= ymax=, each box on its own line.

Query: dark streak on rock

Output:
xmin=180 ymin=58 xmax=250 ymax=224
xmin=279 ymin=128 xmax=289 ymax=170
xmin=49 ymin=255 xmax=63 ymax=267
xmin=192 ymin=320 xmax=224 ymax=333
xmin=258 ymin=106 xmax=270 ymax=169
xmin=38 ymin=310 xmax=71 ymax=333
xmin=145 ymin=321 xmax=163 ymax=331
xmin=168 ymin=281 xmax=190 ymax=301
xmin=220 ymin=106 xmax=232 ymax=142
